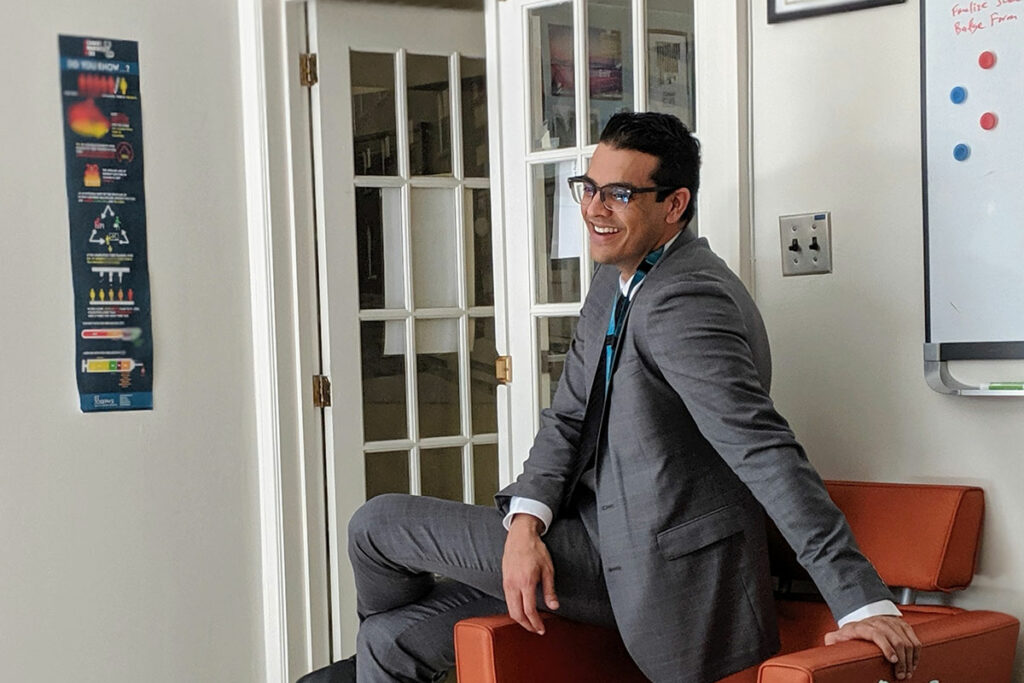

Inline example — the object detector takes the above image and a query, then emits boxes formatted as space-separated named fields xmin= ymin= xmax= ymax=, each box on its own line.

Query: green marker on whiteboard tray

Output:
xmin=983 ymin=382 xmax=1024 ymax=391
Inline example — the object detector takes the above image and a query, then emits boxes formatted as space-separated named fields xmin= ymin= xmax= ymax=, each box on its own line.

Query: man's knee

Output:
xmin=358 ymin=611 xmax=451 ymax=681
xmin=348 ymin=493 xmax=412 ymax=545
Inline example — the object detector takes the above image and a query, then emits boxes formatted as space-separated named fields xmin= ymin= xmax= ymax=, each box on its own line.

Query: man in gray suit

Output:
xmin=300 ymin=113 xmax=920 ymax=683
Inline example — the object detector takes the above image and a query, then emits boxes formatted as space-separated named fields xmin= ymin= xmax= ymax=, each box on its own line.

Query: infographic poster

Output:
xmin=59 ymin=35 xmax=153 ymax=412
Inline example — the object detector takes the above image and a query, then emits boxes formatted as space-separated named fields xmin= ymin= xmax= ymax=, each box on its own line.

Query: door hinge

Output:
xmin=299 ymin=53 xmax=319 ymax=87
xmin=312 ymin=374 xmax=332 ymax=407
xmin=495 ymin=355 xmax=512 ymax=385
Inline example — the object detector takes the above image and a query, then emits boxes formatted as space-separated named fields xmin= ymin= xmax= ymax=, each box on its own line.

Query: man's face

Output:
xmin=582 ymin=144 xmax=690 ymax=277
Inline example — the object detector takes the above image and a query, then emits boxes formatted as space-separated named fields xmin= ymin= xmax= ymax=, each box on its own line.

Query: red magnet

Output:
xmin=979 ymin=51 xmax=996 ymax=69
xmin=980 ymin=112 xmax=998 ymax=130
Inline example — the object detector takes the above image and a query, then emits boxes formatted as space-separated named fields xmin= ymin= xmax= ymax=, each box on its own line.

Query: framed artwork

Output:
xmin=547 ymin=23 xmax=574 ymax=97
xmin=547 ymin=24 xmax=624 ymax=100
xmin=647 ymin=31 xmax=694 ymax=129
xmin=768 ymin=0 xmax=906 ymax=24
xmin=589 ymin=28 xmax=623 ymax=100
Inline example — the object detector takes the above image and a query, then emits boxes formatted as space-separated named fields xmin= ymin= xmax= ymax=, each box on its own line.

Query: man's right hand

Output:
xmin=502 ymin=513 xmax=559 ymax=635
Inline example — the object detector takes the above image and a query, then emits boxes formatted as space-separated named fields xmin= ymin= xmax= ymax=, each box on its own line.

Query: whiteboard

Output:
xmin=923 ymin=0 xmax=1024 ymax=353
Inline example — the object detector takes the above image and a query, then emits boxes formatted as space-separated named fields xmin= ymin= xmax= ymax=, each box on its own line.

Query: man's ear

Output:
xmin=664 ymin=188 xmax=691 ymax=224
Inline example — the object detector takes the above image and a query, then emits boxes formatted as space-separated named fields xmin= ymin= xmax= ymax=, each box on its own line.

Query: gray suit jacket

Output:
xmin=496 ymin=229 xmax=892 ymax=683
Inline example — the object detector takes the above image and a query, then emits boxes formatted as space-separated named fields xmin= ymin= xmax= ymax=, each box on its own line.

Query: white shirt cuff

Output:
xmin=836 ymin=600 xmax=902 ymax=628
xmin=503 ymin=496 xmax=554 ymax=536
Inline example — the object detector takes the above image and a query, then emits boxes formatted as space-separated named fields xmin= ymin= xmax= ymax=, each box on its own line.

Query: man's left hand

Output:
xmin=825 ymin=615 xmax=921 ymax=680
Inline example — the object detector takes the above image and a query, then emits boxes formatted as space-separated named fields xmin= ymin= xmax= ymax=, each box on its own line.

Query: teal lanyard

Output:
xmin=603 ymin=246 xmax=665 ymax=391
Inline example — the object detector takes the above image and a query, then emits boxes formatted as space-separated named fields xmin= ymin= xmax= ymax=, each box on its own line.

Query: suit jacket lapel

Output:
xmin=583 ymin=265 xmax=620 ymax=398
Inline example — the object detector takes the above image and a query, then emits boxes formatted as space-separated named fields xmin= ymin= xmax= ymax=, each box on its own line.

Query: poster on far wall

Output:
xmin=58 ymin=35 xmax=153 ymax=412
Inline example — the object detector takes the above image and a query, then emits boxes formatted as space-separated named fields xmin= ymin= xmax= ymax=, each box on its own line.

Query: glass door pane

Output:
xmin=461 ymin=57 xmax=489 ymax=178
xmin=469 ymin=316 xmax=498 ymax=434
xmin=587 ymin=0 xmax=634 ymax=143
xmin=465 ymin=188 xmax=494 ymax=307
xmin=365 ymin=451 xmax=411 ymax=499
xmin=472 ymin=443 xmax=499 ymax=506
xmin=531 ymin=160 xmax=582 ymax=304
xmin=536 ymin=315 xmax=578 ymax=409
xmin=407 ymin=53 xmax=453 ymax=176
xmin=421 ymin=447 xmax=464 ymax=501
xmin=415 ymin=318 xmax=462 ymax=438
xmin=647 ymin=0 xmax=696 ymax=130
xmin=351 ymin=51 xmax=398 ymax=176
xmin=411 ymin=188 xmax=459 ymax=308
xmin=528 ymin=2 xmax=576 ymax=151
xmin=361 ymin=320 xmax=409 ymax=441
xmin=356 ymin=186 xmax=405 ymax=310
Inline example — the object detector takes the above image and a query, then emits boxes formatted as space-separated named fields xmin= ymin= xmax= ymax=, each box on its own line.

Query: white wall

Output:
xmin=0 ymin=2 xmax=265 ymax=682
xmin=751 ymin=1 xmax=1024 ymax=678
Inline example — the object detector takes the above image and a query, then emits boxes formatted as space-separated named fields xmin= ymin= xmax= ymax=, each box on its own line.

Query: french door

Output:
xmin=308 ymin=0 xmax=503 ymax=657
xmin=493 ymin=0 xmax=749 ymax=472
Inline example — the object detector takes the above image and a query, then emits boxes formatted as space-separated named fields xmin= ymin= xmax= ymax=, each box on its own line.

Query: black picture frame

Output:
xmin=768 ymin=0 xmax=906 ymax=24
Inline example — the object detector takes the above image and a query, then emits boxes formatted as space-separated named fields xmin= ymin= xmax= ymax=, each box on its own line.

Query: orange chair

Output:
xmin=454 ymin=481 xmax=1020 ymax=682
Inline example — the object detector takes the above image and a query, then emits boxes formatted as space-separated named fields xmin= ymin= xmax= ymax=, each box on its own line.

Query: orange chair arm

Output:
xmin=454 ymin=613 xmax=646 ymax=683
xmin=758 ymin=610 xmax=1019 ymax=683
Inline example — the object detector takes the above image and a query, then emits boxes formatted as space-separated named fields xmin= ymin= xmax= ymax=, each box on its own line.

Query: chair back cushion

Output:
xmin=770 ymin=481 xmax=984 ymax=592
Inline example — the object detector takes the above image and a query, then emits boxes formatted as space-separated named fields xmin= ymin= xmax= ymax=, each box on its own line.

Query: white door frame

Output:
xmin=237 ymin=0 xmax=513 ymax=680
xmin=236 ymin=0 xmax=752 ymax=680
xmin=238 ymin=0 xmax=329 ymax=681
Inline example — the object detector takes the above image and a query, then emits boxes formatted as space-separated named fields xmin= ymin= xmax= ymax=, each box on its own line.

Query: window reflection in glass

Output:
xmin=646 ymin=0 xmax=696 ymax=131
xmin=461 ymin=57 xmax=489 ymax=177
xmin=408 ymin=53 xmax=452 ymax=176
xmin=537 ymin=316 xmax=578 ymax=409
xmin=532 ymin=161 xmax=582 ymax=304
xmin=473 ymin=444 xmax=499 ymax=506
xmin=421 ymin=447 xmax=464 ymax=502
xmin=351 ymin=51 xmax=398 ymax=176
xmin=528 ymin=3 xmax=576 ymax=151
xmin=465 ymin=189 xmax=494 ymax=308
xmin=587 ymin=0 xmax=634 ymax=143
xmin=361 ymin=321 xmax=408 ymax=441
xmin=469 ymin=317 xmax=498 ymax=435
xmin=356 ymin=187 xmax=405 ymax=310
xmin=365 ymin=451 xmax=410 ymax=499
xmin=416 ymin=318 xmax=461 ymax=439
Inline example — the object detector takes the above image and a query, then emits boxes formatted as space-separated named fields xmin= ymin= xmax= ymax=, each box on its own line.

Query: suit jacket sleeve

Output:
xmin=638 ymin=276 xmax=894 ymax=621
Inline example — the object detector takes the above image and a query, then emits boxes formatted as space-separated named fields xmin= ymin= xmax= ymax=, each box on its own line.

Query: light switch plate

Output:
xmin=779 ymin=211 xmax=832 ymax=276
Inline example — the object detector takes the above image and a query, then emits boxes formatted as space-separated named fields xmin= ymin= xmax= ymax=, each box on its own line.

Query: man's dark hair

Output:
xmin=599 ymin=112 xmax=701 ymax=223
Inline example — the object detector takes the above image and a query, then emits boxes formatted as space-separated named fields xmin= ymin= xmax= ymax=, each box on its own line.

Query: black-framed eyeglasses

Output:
xmin=567 ymin=175 xmax=679 ymax=212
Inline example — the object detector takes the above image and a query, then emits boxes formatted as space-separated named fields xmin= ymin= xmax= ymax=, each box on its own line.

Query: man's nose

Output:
xmin=584 ymin=195 xmax=611 ymax=219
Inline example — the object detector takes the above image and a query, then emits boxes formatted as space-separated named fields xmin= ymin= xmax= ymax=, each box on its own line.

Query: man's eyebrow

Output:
xmin=579 ymin=175 xmax=635 ymax=188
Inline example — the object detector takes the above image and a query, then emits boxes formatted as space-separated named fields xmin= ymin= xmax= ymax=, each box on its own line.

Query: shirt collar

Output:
xmin=618 ymin=229 xmax=682 ymax=296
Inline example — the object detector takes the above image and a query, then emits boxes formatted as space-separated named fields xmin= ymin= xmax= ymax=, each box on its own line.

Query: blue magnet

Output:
xmin=950 ymin=86 xmax=967 ymax=104
xmin=953 ymin=143 xmax=971 ymax=161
